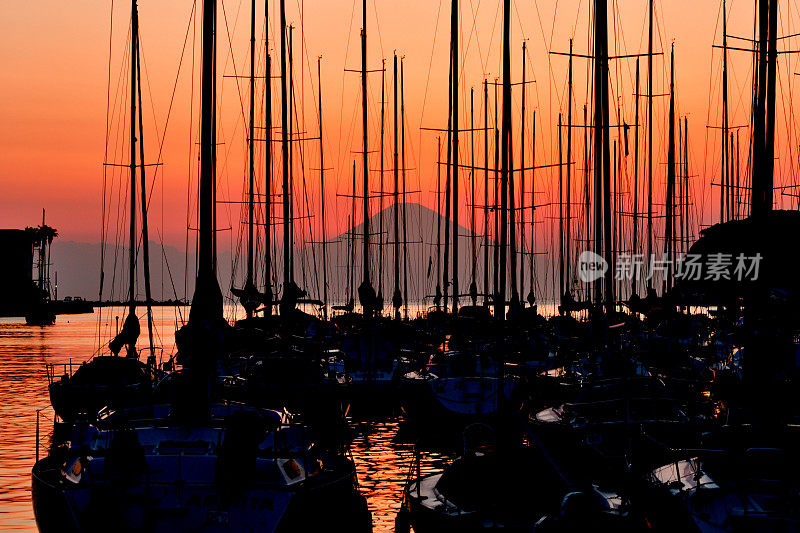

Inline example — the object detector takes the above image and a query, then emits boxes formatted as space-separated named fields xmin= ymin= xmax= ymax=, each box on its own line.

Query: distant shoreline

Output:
xmin=89 ymin=300 xmax=189 ymax=307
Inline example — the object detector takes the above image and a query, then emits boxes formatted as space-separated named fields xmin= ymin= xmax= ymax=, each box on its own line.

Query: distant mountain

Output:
xmin=298 ymin=202 xmax=489 ymax=306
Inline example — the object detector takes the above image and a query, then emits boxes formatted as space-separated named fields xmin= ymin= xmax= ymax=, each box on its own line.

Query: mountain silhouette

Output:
xmin=297 ymin=202 xmax=489 ymax=307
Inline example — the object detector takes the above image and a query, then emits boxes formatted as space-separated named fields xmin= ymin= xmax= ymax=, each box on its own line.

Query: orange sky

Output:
xmin=2 ymin=0 xmax=799 ymax=254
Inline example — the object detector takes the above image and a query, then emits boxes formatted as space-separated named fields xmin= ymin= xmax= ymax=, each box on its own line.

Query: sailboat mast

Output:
xmin=566 ymin=39 xmax=573 ymax=299
xmin=437 ymin=137 xmax=442 ymax=307
xmin=401 ymin=57 xmax=409 ymax=319
xmin=558 ymin=113 xmax=564 ymax=305
xmin=721 ymin=0 xmax=728 ymax=223
xmin=128 ymin=0 xmax=138 ymax=324
xmin=519 ymin=43 xmax=526 ymax=300
xmin=529 ymin=110 xmax=536 ymax=304
xmin=264 ymin=35 xmax=273 ymax=312
xmin=615 ymin=108 xmax=621 ymax=297
xmin=646 ymin=0 xmax=654 ymax=291
xmin=379 ymin=58 xmax=385 ymax=302
xmin=351 ymin=163 xmax=357 ymax=303
xmin=600 ymin=0 xmax=613 ymax=312
xmin=450 ymin=0 xmax=459 ymax=315
xmin=735 ymin=130 xmax=740 ymax=217
xmin=728 ymin=134 xmax=733 ymax=220
xmin=764 ymin=0 xmax=777 ymax=211
xmin=279 ymin=0 xmax=291 ymax=288
xmin=679 ymin=119 xmax=684 ymax=255
xmin=611 ymin=139 xmax=621 ymax=294
xmin=188 ymin=0 xmax=223 ymax=327
xmin=483 ymin=79 xmax=490 ymax=306
xmin=444 ymin=53 xmax=452 ymax=311
xmin=120 ymin=0 xmax=144 ymax=359
xmin=632 ymin=59 xmax=640 ymax=295
xmin=471 ymin=88 xmax=477 ymax=305
xmin=493 ymin=82 xmax=499 ymax=301
xmin=685 ymin=117 xmax=690 ymax=248
xmin=751 ymin=0 xmax=776 ymax=217
xmin=583 ymin=105 xmax=589 ymax=300
xmin=318 ymin=57 xmax=328 ymax=320
xmin=288 ymin=27 xmax=295 ymax=278
xmin=246 ymin=0 xmax=256 ymax=318
xmin=665 ymin=45 xmax=676 ymax=292
xmin=509 ymin=86 xmax=518 ymax=306
xmin=134 ymin=9 xmax=154 ymax=358
xmin=392 ymin=53 xmax=401 ymax=318
xmin=361 ymin=0 xmax=371 ymax=303
xmin=594 ymin=0 xmax=613 ymax=311
xmin=211 ymin=1 xmax=218 ymax=275
xmin=497 ymin=0 xmax=510 ymax=320
xmin=592 ymin=2 xmax=603 ymax=307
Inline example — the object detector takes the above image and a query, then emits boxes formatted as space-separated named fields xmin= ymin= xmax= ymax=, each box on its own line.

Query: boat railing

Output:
xmin=415 ymin=447 xmax=422 ymax=499
xmin=403 ymin=444 xmax=423 ymax=500
xmin=35 ymin=407 xmax=55 ymax=463
xmin=46 ymin=360 xmax=74 ymax=385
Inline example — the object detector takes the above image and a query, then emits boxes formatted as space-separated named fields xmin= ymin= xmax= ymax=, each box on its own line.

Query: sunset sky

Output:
xmin=2 ymin=0 xmax=799 ymax=256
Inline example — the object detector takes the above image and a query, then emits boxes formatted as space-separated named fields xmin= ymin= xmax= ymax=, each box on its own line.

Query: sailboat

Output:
xmin=32 ymin=2 xmax=371 ymax=531
xmin=46 ymin=0 xmax=158 ymax=422
xmin=400 ymin=346 xmax=518 ymax=430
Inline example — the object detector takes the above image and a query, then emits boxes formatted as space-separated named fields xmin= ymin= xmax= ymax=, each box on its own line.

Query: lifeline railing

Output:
xmin=35 ymin=407 xmax=56 ymax=463
xmin=46 ymin=360 xmax=74 ymax=385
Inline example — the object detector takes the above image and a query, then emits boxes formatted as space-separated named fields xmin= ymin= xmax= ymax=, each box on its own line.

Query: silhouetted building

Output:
xmin=0 ymin=229 xmax=41 ymax=317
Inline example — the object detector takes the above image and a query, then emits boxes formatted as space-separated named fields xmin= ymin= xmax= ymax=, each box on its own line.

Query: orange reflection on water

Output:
xmin=348 ymin=418 xmax=451 ymax=532
xmin=0 ymin=308 xmax=183 ymax=531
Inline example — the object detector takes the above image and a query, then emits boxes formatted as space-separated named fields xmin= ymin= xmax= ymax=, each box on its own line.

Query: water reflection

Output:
xmin=0 ymin=324 xmax=51 ymax=531
xmin=349 ymin=418 xmax=451 ymax=532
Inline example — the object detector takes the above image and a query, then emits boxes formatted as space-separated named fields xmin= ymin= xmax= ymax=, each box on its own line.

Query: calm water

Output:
xmin=0 ymin=307 xmax=448 ymax=532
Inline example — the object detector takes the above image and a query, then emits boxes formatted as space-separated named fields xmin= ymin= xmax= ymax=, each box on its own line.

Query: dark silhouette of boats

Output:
xmin=47 ymin=356 xmax=155 ymax=422
xmin=32 ymin=397 xmax=369 ymax=533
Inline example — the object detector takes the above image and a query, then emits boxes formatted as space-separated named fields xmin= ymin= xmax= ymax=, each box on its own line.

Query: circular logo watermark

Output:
xmin=578 ymin=250 xmax=608 ymax=283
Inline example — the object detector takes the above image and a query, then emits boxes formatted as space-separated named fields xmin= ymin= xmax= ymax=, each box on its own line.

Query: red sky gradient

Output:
xmin=2 ymin=0 xmax=799 ymax=253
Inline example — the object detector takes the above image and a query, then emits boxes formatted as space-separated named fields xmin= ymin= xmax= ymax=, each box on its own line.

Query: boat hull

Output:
xmin=401 ymin=376 xmax=517 ymax=431
xmin=33 ymin=455 xmax=370 ymax=533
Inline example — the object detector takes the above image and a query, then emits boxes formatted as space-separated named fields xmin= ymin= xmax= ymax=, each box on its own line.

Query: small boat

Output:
xmin=41 ymin=0 xmax=164 ymax=427
xmin=401 ymin=445 xmax=559 ymax=532
xmin=532 ymin=376 xmax=693 ymax=469
xmin=401 ymin=350 xmax=518 ymax=431
xmin=334 ymin=332 xmax=411 ymax=415
xmin=32 ymin=391 xmax=370 ymax=533
xmin=400 ymin=441 xmax=641 ymax=532
xmin=647 ymin=425 xmax=800 ymax=532
xmin=25 ymin=304 xmax=56 ymax=326
xmin=47 ymin=356 xmax=156 ymax=421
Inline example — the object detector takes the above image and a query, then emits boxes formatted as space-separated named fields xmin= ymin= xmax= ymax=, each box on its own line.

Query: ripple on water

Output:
xmin=349 ymin=418 xmax=453 ymax=532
